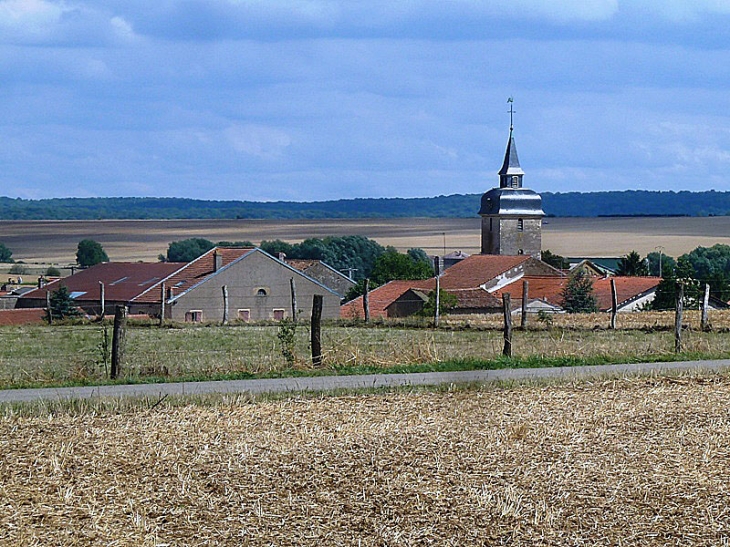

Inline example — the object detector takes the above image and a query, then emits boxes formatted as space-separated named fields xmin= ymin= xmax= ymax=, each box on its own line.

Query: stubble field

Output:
xmin=2 ymin=374 xmax=730 ymax=546
xmin=1 ymin=216 xmax=729 ymax=266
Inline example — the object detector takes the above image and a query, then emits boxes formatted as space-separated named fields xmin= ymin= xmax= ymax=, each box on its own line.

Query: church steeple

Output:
xmin=498 ymin=98 xmax=524 ymax=188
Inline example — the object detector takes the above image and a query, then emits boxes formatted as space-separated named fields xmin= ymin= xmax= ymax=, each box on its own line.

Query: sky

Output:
xmin=1 ymin=1 xmax=730 ymax=202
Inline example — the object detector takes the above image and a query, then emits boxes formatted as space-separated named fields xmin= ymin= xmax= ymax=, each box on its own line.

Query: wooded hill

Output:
xmin=1 ymin=190 xmax=729 ymax=220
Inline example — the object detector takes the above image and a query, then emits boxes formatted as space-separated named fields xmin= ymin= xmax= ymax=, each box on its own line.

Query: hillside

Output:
xmin=0 ymin=190 xmax=729 ymax=220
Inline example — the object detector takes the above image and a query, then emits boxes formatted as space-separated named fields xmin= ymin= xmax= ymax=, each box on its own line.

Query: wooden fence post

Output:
xmin=434 ymin=273 xmax=440 ymax=328
xmin=222 ymin=285 xmax=229 ymax=325
xmin=99 ymin=281 xmax=105 ymax=320
xmin=159 ymin=283 xmax=166 ymax=326
xmin=502 ymin=293 xmax=512 ymax=358
xmin=521 ymin=280 xmax=529 ymax=329
xmin=290 ymin=278 xmax=298 ymax=323
xmin=111 ymin=305 xmax=128 ymax=379
xmin=674 ymin=282 xmax=684 ymax=353
xmin=363 ymin=278 xmax=370 ymax=323
xmin=701 ymin=283 xmax=710 ymax=332
xmin=46 ymin=290 xmax=52 ymax=325
xmin=610 ymin=278 xmax=618 ymax=330
xmin=311 ymin=294 xmax=323 ymax=366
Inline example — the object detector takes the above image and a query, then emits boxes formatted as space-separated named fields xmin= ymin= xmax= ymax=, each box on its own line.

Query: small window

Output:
xmin=511 ymin=175 xmax=519 ymax=188
xmin=256 ymin=288 xmax=268 ymax=297
xmin=238 ymin=309 xmax=250 ymax=322
xmin=489 ymin=218 xmax=493 ymax=231
xmin=272 ymin=309 xmax=285 ymax=321
xmin=517 ymin=219 xmax=524 ymax=231
xmin=518 ymin=249 xmax=524 ymax=255
xmin=185 ymin=310 xmax=203 ymax=323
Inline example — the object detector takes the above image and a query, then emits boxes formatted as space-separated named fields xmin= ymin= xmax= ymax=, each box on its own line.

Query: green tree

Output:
xmin=541 ymin=249 xmax=569 ymax=269
xmin=650 ymin=256 xmax=701 ymax=310
xmin=370 ymin=248 xmax=433 ymax=285
xmin=682 ymin=244 xmax=730 ymax=302
xmin=76 ymin=239 xmax=108 ymax=267
xmin=560 ymin=269 xmax=598 ymax=313
xmin=616 ymin=251 xmax=649 ymax=276
xmin=645 ymin=251 xmax=676 ymax=277
xmin=45 ymin=266 xmax=61 ymax=277
xmin=0 ymin=242 xmax=13 ymax=263
xmin=166 ymin=238 xmax=215 ymax=262
xmin=47 ymin=286 xmax=82 ymax=321
xmin=419 ymin=289 xmax=458 ymax=317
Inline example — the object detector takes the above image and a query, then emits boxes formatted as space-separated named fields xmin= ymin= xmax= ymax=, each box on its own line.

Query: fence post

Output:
xmin=434 ymin=273 xmax=440 ymax=328
xmin=222 ymin=285 xmax=229 ymax=325
xmin=521 ymin=280 xmax=529 ymax=329
xmin=610 ymin=278 xmax=618 ymax=330
xmin=363 ymin=278 xmax=370 ymax=323
xmin=111 ymin=305 xmax=128 ymax=379
xmin=290 ymin=278 xmax=297 ymax=323
xmin=502 ymin=293 xmax=512 ymax=358
xmin=311 ymin=294 xmax=323 ymax=366
xmin=99 ymin=281 xmax=105 ymax=320
xmin=159 ymin=283 xmax=166 ymax=326
xmin=46 ymin=290 xmax=53 ymax=325
xmin=701 ymin=283 xmax=710 ymax=332
xmin=674 ymin=282 xmax=684 ymax=353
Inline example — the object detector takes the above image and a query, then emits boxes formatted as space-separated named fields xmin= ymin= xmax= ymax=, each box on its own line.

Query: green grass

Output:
xmin=1 ymin=321 xmax=729 ymax=390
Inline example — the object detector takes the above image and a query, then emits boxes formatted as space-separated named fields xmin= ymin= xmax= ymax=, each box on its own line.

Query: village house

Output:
xmin=17 ymin=247 xmax=342 ymax=322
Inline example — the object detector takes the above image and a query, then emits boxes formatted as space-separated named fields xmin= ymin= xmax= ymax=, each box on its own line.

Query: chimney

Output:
xmin=168 ymin=287 xmax=175 ymax=299
xmin=214 ymin=250 xmax=223 ymax=272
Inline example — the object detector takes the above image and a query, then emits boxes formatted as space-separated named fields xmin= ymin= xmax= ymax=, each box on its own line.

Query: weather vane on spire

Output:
xmin=507 ymin=97 xmax=515 ymax=132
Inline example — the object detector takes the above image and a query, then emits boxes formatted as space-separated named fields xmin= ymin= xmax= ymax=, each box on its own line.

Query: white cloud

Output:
xmin=0 ymin=0 xmax=64 ymax=42
xmin=224 ymin=124 xmax=292 ymax=160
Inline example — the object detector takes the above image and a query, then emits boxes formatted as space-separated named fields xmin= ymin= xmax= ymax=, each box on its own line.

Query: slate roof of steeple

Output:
xmin=498 ymin=131 xmax=524 ymax=176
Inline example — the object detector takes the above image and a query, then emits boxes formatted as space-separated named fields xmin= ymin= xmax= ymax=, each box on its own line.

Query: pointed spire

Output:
xmin=498 ymin=98 xmax=524 ymax=187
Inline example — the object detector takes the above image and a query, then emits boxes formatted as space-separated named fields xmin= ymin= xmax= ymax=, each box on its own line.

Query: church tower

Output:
xmin=478 ymin=100 xmax=544 ymax=258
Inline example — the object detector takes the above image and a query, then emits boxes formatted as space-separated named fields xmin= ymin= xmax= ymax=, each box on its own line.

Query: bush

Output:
xmin=45 ymin=266 xmax=61 ymax=277
xmin=166 ymin=238 xmax=215 ymax=262
xmin=8 ymin=264 xmax=27 ymax=275
xmin=77 ymin=239 xmax=108 ymax=267
xmin=0 ymin=243 xmax=13 ymax=263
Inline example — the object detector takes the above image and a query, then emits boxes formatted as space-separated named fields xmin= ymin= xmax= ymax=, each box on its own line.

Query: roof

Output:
xmin=498 ymin=132 xmax=524 ymax=177
xmin=341 ymin=280 xmax=433 ymax=319
xmin=493 ymin=275 xmax=661 ymax=311
xmin=478 ymin=187 xmax=545 ymax=216
xmin=133 ymin=247 xmax=254 ymax=303
xmin=448 ymin=288 xmax=503 ymax=310
xmin=0 ymin=308 xmax=47 ymax=326
xmin=19 ymin=262 xmax=184 ymax=303
xmin=438 ymin=254 xmax=532 ymax=290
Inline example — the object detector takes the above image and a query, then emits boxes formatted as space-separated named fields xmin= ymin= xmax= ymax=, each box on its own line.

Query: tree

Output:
xmin=650 ymin=256 xmax=701 ymax=311
xmin=682 ymin=244 xmax=730 ymax=302
xmin=616 ymin=251 xmax=648 ymax=276
xmin=76 ymin=239 xmax=108 ymax=267
xmin=419 ymin=289 xmax=458 ymax=317
xmin=645 ymin=251 xmax=676 ymax=278
xmin=560 ymin=269 xmax=598 ymax=313
xmin=45 ymin=266 xmax=61 ymax=277
xmin=370 ymin=248 xmax=433 ymax=285
xmin=541 ymin=249 xmax=569 ymax=270
xmin=166 ymin=238 xmax=215 ymax=262
xmin=0 ymin=242 xmax=13 ymax=263
xmin=47 ymin=286 xmax=82 ymax=321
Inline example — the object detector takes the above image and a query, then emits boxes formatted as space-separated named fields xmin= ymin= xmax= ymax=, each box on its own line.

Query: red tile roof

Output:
xmin=341 ymin=280 xmax=434 ymax=319
xmin=19 ymin=262 xmax=184 ymax=304
xmin=133 ymin=247 xmax=254 ymax=303
xmin=438 ymin=254 xmax=533 ymax=290
xmin=494 ymin=276 xmax=661 ymax=311
xmin=0 ymin=308 xmax=47 ymax=326
xmin=448 ymin=288 xmax=503 ymax=310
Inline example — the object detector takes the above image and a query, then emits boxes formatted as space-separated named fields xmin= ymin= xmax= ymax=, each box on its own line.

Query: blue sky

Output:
xmin=1 ymin=1 xmax=730 ymax=202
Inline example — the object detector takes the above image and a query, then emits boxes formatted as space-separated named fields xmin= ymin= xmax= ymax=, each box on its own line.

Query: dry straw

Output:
xmin=2 ymin=372 xmax=730 ymax=545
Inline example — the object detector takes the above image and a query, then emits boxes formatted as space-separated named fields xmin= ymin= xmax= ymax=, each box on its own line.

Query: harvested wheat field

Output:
xmin=2 ymin=375 xmax=730 ymax=545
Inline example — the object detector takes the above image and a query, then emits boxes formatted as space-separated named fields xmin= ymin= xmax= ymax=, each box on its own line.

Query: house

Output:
xmin=285 ymin=259 xmax=356 ymax=298
xmin=18 ymin=247 xmax=342 ymax=322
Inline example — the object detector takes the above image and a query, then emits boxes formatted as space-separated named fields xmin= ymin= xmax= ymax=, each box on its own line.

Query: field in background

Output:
xmin=3 ymin=374 xmax=730 ymax=545
xmin=1 ymin=310 xmax=729 ymax=390
xmin=1 ymin=216 xmax=730 ymax=266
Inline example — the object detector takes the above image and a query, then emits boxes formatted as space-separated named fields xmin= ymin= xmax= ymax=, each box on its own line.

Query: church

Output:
xmin=478 ymin=104 xmax=544 ymax=259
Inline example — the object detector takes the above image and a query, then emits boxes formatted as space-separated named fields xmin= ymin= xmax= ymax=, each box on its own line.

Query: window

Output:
xmin=238 ymin=309 xmax=250 ymax=322
xmin=518 ymin=249 xmax=524 ymax=255
xmin=489 ymin=218 xmax=493 ymax=231
xmin=256 ymin=288 xmax=268 ymax=296
xmin=511 ymin=175 xmax=519 ymax=188
xmin=272 ymin=309 xmax=285 ymax=321
xmin=517 ymin=219 xmax=524 ymax=231
xmin=185 ymin=310 xmax=203 ymax=323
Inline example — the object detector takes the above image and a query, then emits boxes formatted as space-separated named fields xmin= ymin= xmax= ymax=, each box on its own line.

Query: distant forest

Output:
xmin=1 ymin=190 xmax=729 ymax=220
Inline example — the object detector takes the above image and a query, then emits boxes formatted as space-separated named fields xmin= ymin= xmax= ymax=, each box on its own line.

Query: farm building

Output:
xmin=17 ymin=247 xmax=342 ymax=322
xmin=284 ymin=259 xmax=356 ymax=298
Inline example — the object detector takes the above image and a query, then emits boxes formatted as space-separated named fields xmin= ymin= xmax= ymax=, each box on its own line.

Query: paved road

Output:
xmin=1 ymin=359 xmax=729 ymax=404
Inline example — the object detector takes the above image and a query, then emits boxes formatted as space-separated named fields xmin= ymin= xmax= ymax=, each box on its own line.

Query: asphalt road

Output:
xmin=1 ymin=359 xmax=729 ymax=404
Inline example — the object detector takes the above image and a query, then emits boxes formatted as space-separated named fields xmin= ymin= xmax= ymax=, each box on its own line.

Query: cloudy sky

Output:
xmin=1 ymin=1 xmax=730 ymax=202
